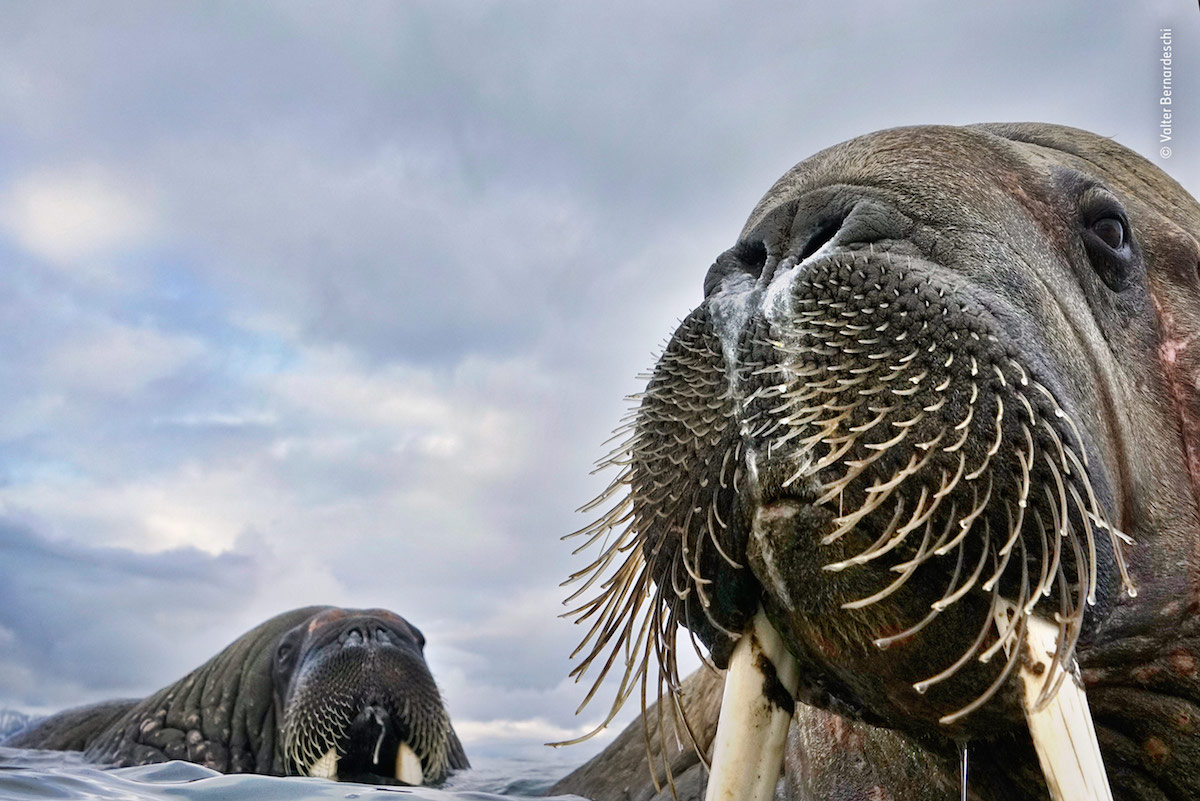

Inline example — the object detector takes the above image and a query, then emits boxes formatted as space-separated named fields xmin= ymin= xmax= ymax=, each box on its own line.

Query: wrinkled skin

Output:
xmin=4 ymin=606 xmax=468 ymax=785
xmin=567 ymin=124 xmax=1200 ymax=800
xmin=551 ymin=669 xmax=723 ymax=801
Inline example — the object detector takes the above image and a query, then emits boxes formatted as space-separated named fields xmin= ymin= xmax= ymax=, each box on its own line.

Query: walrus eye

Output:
xmin=1090 ymin=216 xmax=1126 ymax=250
xmin=1081 ymin=193 xmax=1134 ymax=291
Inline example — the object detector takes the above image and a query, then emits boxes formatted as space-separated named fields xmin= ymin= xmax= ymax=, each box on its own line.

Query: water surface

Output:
xmin=0 ymin=747 xmax=587 ymax=801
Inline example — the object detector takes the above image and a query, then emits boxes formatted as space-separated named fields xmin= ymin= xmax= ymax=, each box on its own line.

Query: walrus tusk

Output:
xmin=307 ymin=747 xmax=338 ymax=779
xmin=704 ymin=608 xmax=800 ymax=801
xmin=995 ymin=601 xmax=1113 ymax=801
xmin=395 ymin=742 xmax=424 ymax=785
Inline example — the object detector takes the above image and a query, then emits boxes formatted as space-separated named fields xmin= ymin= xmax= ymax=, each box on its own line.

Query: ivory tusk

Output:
xmin=995 ymin=601 xmax=1113 ymax=801
xmin=704 ymin=608 xmax=800 ymax=801
xmin=395 ymin=742 xmax=424 ymax=786
xmin=307 ymin=747 xmax=338 ymax=779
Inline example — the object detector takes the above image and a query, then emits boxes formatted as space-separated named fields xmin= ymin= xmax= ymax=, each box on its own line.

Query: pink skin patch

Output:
xmin=1150 ymin=289 xmax=1200 ymax=521
xmin=1160 ymin=335 xmax=1197 ymax=365
xmin=308 ymin=609 xmax=348 ymax=633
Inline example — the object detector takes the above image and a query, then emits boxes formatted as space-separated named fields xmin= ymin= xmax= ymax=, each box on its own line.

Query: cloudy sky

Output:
xmin=0 ymin=0 xmax=1195 ymax=767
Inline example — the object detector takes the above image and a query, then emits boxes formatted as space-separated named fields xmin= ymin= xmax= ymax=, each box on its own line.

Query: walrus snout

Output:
xmin=566 ymin=240 xmax=1135 ymax=735
xmin=276 ymin=609 xmax=459 ymax=785
xmin=711 ymin=245 xmax=1135 ymax=730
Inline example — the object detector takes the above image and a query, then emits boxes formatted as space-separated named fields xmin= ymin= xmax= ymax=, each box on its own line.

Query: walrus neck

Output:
xmin=82 ymin=621 xmax=283 ymax=772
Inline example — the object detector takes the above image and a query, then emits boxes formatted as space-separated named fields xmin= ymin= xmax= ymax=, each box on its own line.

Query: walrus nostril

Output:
xmin=732 ymin=239 xmax=768 ymax=276
xmin=704 ymin=239 xmax=769 ymax=297
xmin=341 ymin=625 xmax=399 ymax=646
xmin=796 ymin=215 xmax=845 ymax=261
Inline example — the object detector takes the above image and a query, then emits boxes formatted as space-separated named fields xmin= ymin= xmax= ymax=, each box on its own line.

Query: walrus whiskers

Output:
xmin=761 ymin=258 xmax=1134 ymax=673
xmin=558 ymin=323 xmax=756 ymax=791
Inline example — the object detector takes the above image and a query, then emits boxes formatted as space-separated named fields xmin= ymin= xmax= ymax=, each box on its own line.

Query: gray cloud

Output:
xmin=0 ymin=520 xmax=257 ymax=707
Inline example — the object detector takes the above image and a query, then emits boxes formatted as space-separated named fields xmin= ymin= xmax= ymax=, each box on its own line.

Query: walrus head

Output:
xmin=274 ymin=608 xmax=465 ymax=785
xmin=566 ymin=124 xmax=1200 ymax=800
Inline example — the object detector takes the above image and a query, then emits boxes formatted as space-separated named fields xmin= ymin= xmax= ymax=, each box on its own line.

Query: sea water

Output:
xmin=0 ymin=707 xmax=590 ymax=801
xmin=0 ymin=748 xmax=589 ymax=801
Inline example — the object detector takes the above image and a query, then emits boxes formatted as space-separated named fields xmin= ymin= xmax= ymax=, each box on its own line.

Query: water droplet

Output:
xmin=958 ymin=742 xmax=970 ymax=801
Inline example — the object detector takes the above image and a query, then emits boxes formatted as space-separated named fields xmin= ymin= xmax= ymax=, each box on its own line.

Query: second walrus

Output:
xmin=4 ymin=606 xmax=469 ymax=785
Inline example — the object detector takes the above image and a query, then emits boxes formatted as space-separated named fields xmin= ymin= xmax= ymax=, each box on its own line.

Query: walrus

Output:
xmin=562 ymin=123 xmax=1200 ymax=801
xmin=3 ymin=606 xmax=469 ymax=785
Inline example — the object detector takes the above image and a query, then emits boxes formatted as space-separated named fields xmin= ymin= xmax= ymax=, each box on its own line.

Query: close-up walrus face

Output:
xmin=272 ymin=607 xmax=462 ymax=785
xmin=566 ymin=123 xmax=1200 ymax=800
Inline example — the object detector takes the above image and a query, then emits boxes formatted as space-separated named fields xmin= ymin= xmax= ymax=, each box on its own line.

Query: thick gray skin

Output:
xmin=551 ymin=669 xmax=723 ymax=801
xmin=577 ymin=124 xmax=1200 ymax=800
xmin=3 ymin=606 xmax=468 ymax=783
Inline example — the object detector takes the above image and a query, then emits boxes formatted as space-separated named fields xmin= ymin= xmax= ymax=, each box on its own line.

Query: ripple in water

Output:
xmin=0 ymin=748 xmax=589 ymax=801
